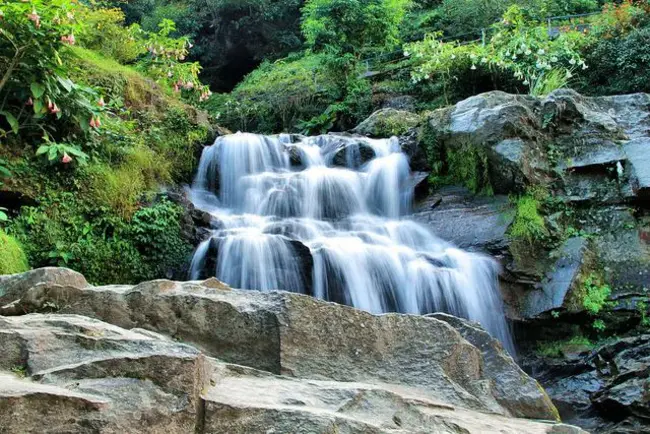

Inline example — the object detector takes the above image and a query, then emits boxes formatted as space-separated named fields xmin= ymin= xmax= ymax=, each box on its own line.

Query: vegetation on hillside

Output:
xmin=0 ymin=0 xmax=212 ymax=284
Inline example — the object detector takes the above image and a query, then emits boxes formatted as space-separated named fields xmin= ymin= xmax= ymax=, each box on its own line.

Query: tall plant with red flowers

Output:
xmin=0 ymin=0 xmax=102 ymax=163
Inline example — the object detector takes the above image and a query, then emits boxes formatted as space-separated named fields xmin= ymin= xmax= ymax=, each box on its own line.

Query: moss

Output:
xmin=509 ymin=193 xmax=548 ymax=244
xmin=362 ymin=109 xmax=422 ymax=137
xmin=0 ymin=229 xmax=29 ymax=275
xmin=446 ymin=142 xmax=493 ymax=195
xmin=536 ymin=336 xmax=594 ymax=358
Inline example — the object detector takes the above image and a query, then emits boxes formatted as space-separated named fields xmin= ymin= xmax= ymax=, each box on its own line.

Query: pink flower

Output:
xmin=173 ymin=84 xmax=180 ymax=93
xmin=26 ymin=97 xmax=33 ymax=106
xmin=27 ymin=9 xmax=40 ymax=27
xmin=184 ymin=81 xmax=194 ymax=90
xmin=61 ymin=153 xmax=72 ymax=164
xmin=47 ymin=99 xmax=54 ymax=111
xmin=61 ymin=33 xmax=75 ymax=45
xmin=50 ymin=104 xmax=61 ymax=115
xmin=89 ymin=117 xmax=97 ymax=128
xmin=97 ymin=97 xmax=105 ymax=108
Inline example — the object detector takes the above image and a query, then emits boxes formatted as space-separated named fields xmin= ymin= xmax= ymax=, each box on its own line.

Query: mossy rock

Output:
xmin=0 ymin=229 xmax=29 ymax=275
xmin=353 ymin=108 xmax=423 ymax=137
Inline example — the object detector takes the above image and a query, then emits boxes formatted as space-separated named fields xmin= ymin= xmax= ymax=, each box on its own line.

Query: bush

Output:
xmin=580 ymin=26 xmax=650 ymax=95
xmin=206 ymin=54 xmax=348 ymax=133
xmin=302 ymin=0 xmax=411 ymax=54
xmin=0 ymin=229 xmax=29 ymax=275
xmin=9 ymin=193 xmax=191 ymax=285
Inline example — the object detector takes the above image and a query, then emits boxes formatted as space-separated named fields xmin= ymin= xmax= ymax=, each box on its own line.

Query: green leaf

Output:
xmin=56 ymin=76 xmax=73 ymax=92
xmin=33 ymin=98 xmax=44 ymax=115
xmin=48 ymin=147 xmax=58 ymax=161
xmin=35 ymin=145 xmax=49 ymax=156
xmin=0 ymin=111 xmax=19 ymax=134
xmin=0 ymin=211 xmax=8 ymax=222
xmin=30 ymin=82 xmax=45 ymax=98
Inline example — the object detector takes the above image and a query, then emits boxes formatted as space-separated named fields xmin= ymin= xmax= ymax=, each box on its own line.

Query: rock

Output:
xmin=331 ymin=140 xmax=376 ymax=168
xmin=429 ymin=313 xmax=558 ymax=420
xmin=412 ymin=186 xmax=515 ymax=254
xmin=521 ymin=334 xmax=650 ymax=433
xmin=520 ymin=237 xmax=591 ymax=318
xmin=352 ymin=108 xmax=422 ymax=138
xmin=0 ymin=314 xmax=209 ymax=433
xmin=0 ymin=267 xmax=88 ymax=305
xmin=203 ymin=362 xmax=584 ymax=434
xmin=3 ymin=268 xmax=561 ymax=421
xmin=623 ymin=137 xmax=650 ymax=198
xmin=381 ymin=94 xmax=416 ymax=111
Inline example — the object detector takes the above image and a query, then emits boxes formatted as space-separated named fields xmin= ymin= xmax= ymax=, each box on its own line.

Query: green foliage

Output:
xmin=406 ymin=6 xmax=587 ymax=96
xmin=446 ymin=142 xmax=493 ymax=195
xmin=0 ymin=228 xmax=29 ymax=275
xmin=78 ymin=7 xmax=144 ymax=63
xmin=0 ymin=0 xmax=102 ymax=147
xmin=302 ymin=0 xmax=412 ymax=54
xmin=530 ymin=68 xmax=571 ymax=96
xmin=437 ymin=0 xmax=598 ymax=37
xmin=537 ymin=335 xmax=594 ymax=358
xmin=582 ymin=273 xmax=612 ymax=315
xmin=509 ymin=191 xmax=548 ymax=243
xmin=637 ymin=301 xmax=650 ymax=327
xmin=35 ymin=140 xmax=88 ymax=165
xmin=119 ymin=0 xmax=304 ymax=91
xmin=9 ymin=192 xmax=191 ymax=284
xmin=207 ymin=53 xmax=371 ymax=133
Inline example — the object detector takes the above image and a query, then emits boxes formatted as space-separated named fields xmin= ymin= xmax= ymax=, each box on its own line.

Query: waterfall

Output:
xmin=189 ymin=132 xmax=515 ymax=354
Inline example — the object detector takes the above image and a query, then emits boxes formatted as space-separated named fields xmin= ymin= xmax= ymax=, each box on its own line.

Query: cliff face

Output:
xmin=0 ymin=267 xmax=584 ymax=434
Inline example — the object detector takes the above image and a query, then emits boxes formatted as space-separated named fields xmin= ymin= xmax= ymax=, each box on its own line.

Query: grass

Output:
xmin=0 ymin=228 xmax=29 ymax=275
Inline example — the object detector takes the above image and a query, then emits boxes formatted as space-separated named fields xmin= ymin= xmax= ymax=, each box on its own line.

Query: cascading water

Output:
xmin=189 ymin=132 xmax=515 ymax=354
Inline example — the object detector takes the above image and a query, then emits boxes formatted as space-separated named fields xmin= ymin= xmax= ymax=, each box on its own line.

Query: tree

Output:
xmin=301 ymin=0 xmax=411 ymax=54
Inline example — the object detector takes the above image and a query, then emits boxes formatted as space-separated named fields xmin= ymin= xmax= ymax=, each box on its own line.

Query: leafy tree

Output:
xmin=301 ymin=0 xmax=412 ymax=54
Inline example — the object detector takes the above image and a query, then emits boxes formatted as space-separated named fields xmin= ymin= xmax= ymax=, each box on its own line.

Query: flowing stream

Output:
xmin=189 ymin=132 xmax=514 ymax=354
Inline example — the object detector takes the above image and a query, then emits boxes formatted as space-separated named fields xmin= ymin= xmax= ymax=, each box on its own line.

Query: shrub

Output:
xmin=302 ymin=0 xmax=411 ymax=54
xmin=582 ymin=273 xmax=612 ymax=315
xmin=0 ymin=229 xmax=29 ymax=275
xmin=78 ymin=7 xmax=144 ymax=64
xmin=206 ymin=54 xmax=347 ymax=133
xmin=580 ymin=26 xmax=650 ymax=95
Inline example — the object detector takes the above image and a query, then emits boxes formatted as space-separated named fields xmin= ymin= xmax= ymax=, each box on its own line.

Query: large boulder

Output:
xmin=1 ymin=268 xmax=560 ymax=421
xmin=203 ymin=362 xmax=585 ymax=434
xmin=0 ymin=314 xmax=209 ymax=433
xmin=423 ymin=89 xmax=650 ymax=198
xmin=0 ymin=267 xmax=88 ymax=306
xmin=0 ymin=311 xmax=586 ymax=434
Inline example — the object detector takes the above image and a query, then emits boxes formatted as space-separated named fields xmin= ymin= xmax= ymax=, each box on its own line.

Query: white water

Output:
xmin=189 ymin=132 xmax=514 ymax=354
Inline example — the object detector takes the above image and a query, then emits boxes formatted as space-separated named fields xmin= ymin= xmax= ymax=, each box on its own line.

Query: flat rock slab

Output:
xmin=203 ymin=362 xmax=585 ymax=434
xmin=520 ymin=237 xmax=589 ymax=318
xmin=624 ymin=137 xmax=650 ymax=197
xmin=0 ymin=314 xmax=209 ymax=433
xmin=1 ymin=268 xmax=560 ymax=421
xmin=412 ymin=186 xmax=514 ymax=254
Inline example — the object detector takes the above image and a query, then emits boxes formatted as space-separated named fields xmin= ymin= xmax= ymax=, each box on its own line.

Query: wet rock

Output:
xmin=412 ymin=186 xmax=515 ymax=254
xmin=381 ymin=94 xmax=416 ymax=111
xmin=520 ymin=237 xmax=591 ymax=318
xmin=331 ymin=141 xmax=376 ymax=168
xmin=0 ymin=314 xmax=209 ymax=433
xmin=623 ymin=137 xmax=650 ymax=198
xmin=522 ymin=335 xmax=650 ymax=433
xmin=3 ymin=268 xmax=561 ymax=420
